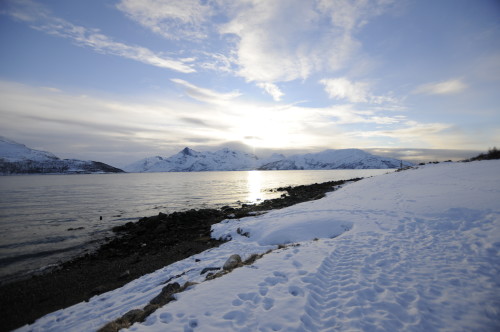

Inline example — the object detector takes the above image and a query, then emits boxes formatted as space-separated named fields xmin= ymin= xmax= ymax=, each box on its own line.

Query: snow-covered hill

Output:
xmin=124 ymin=147 xmax=263 ymax=172
xmin=259 ymin=148 xmax=413 ymax=170
xmin=125 ymin=148 xmax=413 ymax=172
xmin=0 ymin=136 xmax=124 ymax=175
xmin=0 ymin=136 xmax=59 ymax=162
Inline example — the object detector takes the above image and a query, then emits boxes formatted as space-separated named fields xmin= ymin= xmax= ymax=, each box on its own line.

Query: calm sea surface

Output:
xmin=0 ymin=169 xmax=392 ymax=284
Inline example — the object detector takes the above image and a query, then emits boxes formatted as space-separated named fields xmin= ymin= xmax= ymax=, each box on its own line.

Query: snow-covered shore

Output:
xmin=16 ymin=161 xmax=500 ymax=331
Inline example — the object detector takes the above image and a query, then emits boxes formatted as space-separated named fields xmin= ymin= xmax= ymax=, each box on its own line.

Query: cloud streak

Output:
xmin=256 ymin=83 xmax=284 ymax=102
xmin=320 ymin=77 xmax=400 ymax=105
xmin=413 ymin=78 xmax=468 ymax=95
xmin=4 ymin=0 xmax=195 ymax=73
xmin=218 ymin=0 xmax=361 ymax=83
xmin=171 ymin=79 xmax=241 ymax=104
xmin=320 ymin=78 xmax=370 ymax=103
xmin=117 ymin=0 xmax=212 ymax=40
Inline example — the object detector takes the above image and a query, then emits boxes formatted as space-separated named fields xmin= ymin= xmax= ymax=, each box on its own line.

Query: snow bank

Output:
xmin=212 ymin=209 xmax=353 ymax=246
xmin=16 ymin=160 xmax=500 ymax=332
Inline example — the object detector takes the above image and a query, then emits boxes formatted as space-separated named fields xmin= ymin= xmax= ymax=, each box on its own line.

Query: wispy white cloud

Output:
xmin=116 ymin=0 xmax=212 ymax=40
xmin=198 ymin=52 xmax=238 ymax=73
xmin=311 ymin=104 xmax=406 ymax=126
xmin=320 ymin=77 xmax=370 ymax=103
xmin=366 ymin=148 xmax=481 ymax=162
xmin=256 ymin=83 xmax=284 ymax=101
xmin=349 ymin=121 xmax=455 ymax=148
xmin=170 ymin=79 xmax=241 ymax=104
xmin=320 ymin=77 xmax=400 ymax=105
xmin=114 ymin=0 xmax=397 ymax=103
xmin=114 ymin=0 xmax=394 ymax=84
xmin=374 ymin=121 xmax=452 ymax=138
xmin=4 ymin=0 xmax=195 ymax=73
xmin=413 ymin=78 xmax=468 ymax=95
xmin=218 ymin=0 xmax=393 ymax=84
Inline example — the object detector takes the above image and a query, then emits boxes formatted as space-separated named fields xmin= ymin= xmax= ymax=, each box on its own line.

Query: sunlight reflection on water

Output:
xmin=0 ymin=169 xmax=392 ymax=283
xmin=247 ymin=170 xmax=263 ymax=203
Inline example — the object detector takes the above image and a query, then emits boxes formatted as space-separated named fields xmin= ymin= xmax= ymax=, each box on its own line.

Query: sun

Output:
xmin=234 ymin=107 xmax=299 ymax=150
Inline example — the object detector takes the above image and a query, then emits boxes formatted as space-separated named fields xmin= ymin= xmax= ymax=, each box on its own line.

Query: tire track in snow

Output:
xmin=298 ymin=209 xmax=500 ymax=331
xmin=299 ymin=240 xmax=378 ymax=331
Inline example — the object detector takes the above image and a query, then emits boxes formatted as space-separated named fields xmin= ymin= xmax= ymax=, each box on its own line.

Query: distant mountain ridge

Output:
xmin=124 ymin=147 xmax=273 ymax=172
xmin=125 ymin=147 xmax=413 ymax=172
xmin=259 ymin=149 xmax=414 ymax=170
xmin=0 ymin=136 xmax=124 ymax=175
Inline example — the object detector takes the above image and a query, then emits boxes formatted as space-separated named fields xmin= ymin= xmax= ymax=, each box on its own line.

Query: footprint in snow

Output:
xmin=261 ymin=271 xmax=288 ymax=286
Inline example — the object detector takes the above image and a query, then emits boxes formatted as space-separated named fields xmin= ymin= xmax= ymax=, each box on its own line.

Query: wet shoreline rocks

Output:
xmin=0 ymin=178 xmax=359 ymax=332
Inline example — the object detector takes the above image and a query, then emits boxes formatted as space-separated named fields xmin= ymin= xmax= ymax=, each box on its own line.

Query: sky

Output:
xmin=0 ymin=0 xmax=499 ymax=167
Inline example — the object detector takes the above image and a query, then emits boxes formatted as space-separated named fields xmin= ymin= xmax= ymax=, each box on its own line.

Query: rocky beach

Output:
xmin=0 ymin=179 xmax=358 ymax=332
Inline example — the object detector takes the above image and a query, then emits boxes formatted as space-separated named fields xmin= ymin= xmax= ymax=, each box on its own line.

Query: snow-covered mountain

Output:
xmin=0 ymin=136 xmax=124 ymax=175
xmin=125 ymin=147 xmax=413 ymax=172
xmin=124 ymin=147 xmax=262 ymax=172
xmin=259 ymin=149 xmax=413 ymax=170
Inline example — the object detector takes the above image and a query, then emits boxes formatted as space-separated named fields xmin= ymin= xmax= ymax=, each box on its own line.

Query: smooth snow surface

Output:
xmin=16 ymin=161 xmax=500 ymax=331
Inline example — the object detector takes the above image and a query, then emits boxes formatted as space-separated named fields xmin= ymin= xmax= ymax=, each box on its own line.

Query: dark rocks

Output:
xmin=154 ymin=223 xmax=168 ymax=233
xmin=223 ymin=254 xmax=242 ymax=271
xmin=111 ymin=221 xmax=135 ymax=232
xmin=67 ymin=227 xmax=85 ymax=231
xmin=243 ymin=253 xmax=260 ymax=265
xmin=205 ymin=252 xmax=265 ymax=281
xmin=149 ymin=282 xmax=181 ymax=306
xmin=98 ymin=281 xmax=195 ymax=332
xmin=221 ymin=205 xmax=235 ymax=213
xmin=90 ymin=285 xmax=107 ymax=297
xmin=200 ymin=267 xmax=221 ymax=275
xmin=98 ymin=308 xmax=149 ymax=332
xmin=237 ymin=227 xmax=250 ymax=237
xmin=118 ymin=270 xmax=130 ymax=280
xmin=122 ymin=309 xmax=145 ymax=323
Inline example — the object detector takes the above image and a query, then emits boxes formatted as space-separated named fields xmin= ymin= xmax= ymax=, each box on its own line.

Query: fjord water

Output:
xmin=0 ymin=169 xmax=391 ymax=284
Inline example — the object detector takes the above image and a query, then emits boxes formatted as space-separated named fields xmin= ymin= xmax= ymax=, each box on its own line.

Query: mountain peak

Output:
xmin=180 ymin=147 xmax=195 ymax=156
xmin=0 ymin=137 xmax=124 ymax=174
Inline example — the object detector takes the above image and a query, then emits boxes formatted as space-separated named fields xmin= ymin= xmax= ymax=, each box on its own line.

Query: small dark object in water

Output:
xmin=100 ymin=216 xmax=103 ymax=220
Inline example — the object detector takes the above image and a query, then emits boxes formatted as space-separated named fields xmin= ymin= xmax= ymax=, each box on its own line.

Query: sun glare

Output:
xmin=246 ymin=170 xmax=263 ymax=204
xmin=233 ymin=105 xmax=307 ymax=150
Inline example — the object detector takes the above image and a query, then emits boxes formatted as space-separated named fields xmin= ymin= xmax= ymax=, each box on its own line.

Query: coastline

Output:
xmin=0 ymin=178 xmax=359 ymax=332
